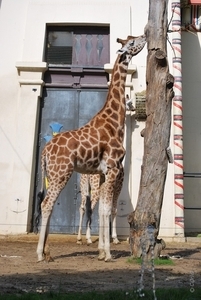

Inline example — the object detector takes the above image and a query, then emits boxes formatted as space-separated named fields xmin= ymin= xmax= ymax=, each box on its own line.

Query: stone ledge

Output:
xmin=18 ymin=79 xmax=45 ymax=86
xmin=15 ymin=62 xmax=47 ymax=72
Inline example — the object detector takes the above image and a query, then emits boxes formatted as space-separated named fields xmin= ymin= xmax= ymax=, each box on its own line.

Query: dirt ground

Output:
xmin=0 ymin=234 xmax=200 ymax=295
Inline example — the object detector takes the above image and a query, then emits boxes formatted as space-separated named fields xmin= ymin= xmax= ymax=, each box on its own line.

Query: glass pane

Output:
xmin=46 ymin=31 xmax=73 ymax=64
xmin=47 ymin=31 xmax=73 ymax=47
xmin=45 ymin=26 xmax=110 ymax=66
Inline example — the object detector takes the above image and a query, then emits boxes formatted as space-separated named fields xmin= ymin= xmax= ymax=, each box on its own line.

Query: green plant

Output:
xmin=1 ymin=288 xmax=201 ymax=300
xmin=126 ymin=256 xmax=175 ymax=266
xmin=135 ymin=90 xmax=146 ymax=96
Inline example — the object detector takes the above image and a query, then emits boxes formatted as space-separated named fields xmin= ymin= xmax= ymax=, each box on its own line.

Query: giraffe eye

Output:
xmin=130 ymin=41 xmax=135 ymax=46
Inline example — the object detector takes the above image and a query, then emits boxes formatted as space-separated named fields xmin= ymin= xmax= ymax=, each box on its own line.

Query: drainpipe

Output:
xmin=171 ymin=1 xmax=185 ymax=237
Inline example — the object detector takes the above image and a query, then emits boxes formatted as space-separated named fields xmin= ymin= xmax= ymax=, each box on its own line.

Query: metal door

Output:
xmin=34 ymin=88 xmax=107 ymax=233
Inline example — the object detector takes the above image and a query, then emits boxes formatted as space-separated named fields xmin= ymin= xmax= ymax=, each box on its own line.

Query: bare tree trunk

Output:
xmin=128 ymin=0 xmax=174 ymax=258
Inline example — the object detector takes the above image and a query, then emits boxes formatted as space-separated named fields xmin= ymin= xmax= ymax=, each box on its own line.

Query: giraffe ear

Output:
xmin=116 ymin=38 xmax=127 ymax=46
xmin=116 ymin=38 xmax=127 ymax=54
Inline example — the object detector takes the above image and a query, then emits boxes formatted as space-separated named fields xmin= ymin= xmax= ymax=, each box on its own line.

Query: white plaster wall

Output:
xmin=0 ymin=0 xmax=175 ymax=236
xmin=0 ymin=0 xmax=30 ymax=233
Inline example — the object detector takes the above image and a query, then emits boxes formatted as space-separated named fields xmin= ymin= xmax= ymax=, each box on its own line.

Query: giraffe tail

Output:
xmin=33 ymin=152 xmax=46 ymax=234
xmin=33 ymin=191 xmax=44 ymax=234
xmin=86 ymin=195 xmax=92 ymax=229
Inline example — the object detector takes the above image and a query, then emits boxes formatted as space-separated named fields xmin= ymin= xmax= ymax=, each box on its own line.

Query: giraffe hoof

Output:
xmin=98 ymin=249 xmax=106 ymax=261
xmin=37 ymin=253 xmax=44 ymax=263
xmin=77 ymin=240 xmax=83 ymax=245
xmin=104 ymin=256 xmax=112 ymax=262
xmin=113 ymin=238 xmax=121 ymax=245
xmin=87 ymin=239 xmax=92 ymax=245
xmin=98 ymin=255 xmax=105 ymax=261
xmin=46 ymin=256 xmax=54 ymax=262
xmin=44 ymin=254 xmax=54 ymax=262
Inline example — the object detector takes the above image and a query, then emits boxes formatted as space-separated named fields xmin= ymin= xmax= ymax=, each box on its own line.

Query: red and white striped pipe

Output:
xmin=172 ymin=1 xmax=185 ymax=236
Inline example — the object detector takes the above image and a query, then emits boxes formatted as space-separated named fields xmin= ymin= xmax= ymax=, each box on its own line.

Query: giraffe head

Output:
xmin=116 ymin=34 xmax=146 ymax=62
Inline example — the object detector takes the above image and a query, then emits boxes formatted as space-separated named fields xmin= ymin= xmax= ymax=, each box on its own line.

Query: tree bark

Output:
xmin=128 ymin=0 xmax=174 ymax=258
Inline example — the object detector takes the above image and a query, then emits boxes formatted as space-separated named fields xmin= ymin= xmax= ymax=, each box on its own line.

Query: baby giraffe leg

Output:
xmin=111 ymin=207 xmax=120 ymax=244
xmin=85 ymin=174 xmax=100 ymax=245
xmin=77 ymin=204 xmax=85 ymax=244
xmin=98 ymin=191 xmax=105 ymax=260
xmin=85 ymin=221 xmax=92 ymax=245
xmin=103 ymin=208 xmax=112 ymax=261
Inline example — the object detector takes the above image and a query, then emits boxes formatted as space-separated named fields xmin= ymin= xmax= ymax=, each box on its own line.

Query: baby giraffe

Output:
xmin=77 ymin=167 xmax=124 ymax=245
xmin=77 ymin=100 xmax=136 ymax=245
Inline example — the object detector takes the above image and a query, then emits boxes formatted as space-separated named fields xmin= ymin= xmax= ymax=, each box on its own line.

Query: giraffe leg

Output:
xmin=98 ymin=204 xmax=112 ymax=261
xmin=36 ymin=205 xmax=54 ymax=262
xmin=98 ymin=191 xmax=106 ymax=260
xmin=103 ymin=207 xmax=112 ymax=262
xmin=43 ymin=217 xmax=54 ymax=262
xmin=36 ymin=211 xmax=49 ymax=262
xmin=85 ymin=195 xmax=93 ymax=245
xmin=77 ymin=174 xmax=90 ymax=245
xmin=86 ymin=192 xmax=100 ymax=244
xmin=98 ymin=168 xmax=119 ymax=262
xmin=111 ymin=207 xmax=120 ymax=244
xmin=36 ymin=173 xmax=72 ymax=262
xmin=112 ymin=164 xmax=124 ymax=244
xmin=77 ymin=204 xmax=85 ymax=245
xmin=85 ymin=174 xmax=100 ymax=245
xmin=105 ymin=168 xmax=122 ymax=261
xmin=85 ymin=223 xmax=92 ymax=245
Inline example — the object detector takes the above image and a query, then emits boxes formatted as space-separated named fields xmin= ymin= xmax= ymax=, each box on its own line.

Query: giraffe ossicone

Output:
xmin=35 ymin=34 xmax=146 ymax=262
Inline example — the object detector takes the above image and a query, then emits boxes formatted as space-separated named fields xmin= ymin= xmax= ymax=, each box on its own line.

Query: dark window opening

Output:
xmin=47 ymin=31 xmax=73 ymax=64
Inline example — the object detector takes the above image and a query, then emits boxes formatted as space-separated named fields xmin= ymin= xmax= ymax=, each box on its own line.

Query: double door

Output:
xmin=34 ymin=88 xmax=107 ymax=233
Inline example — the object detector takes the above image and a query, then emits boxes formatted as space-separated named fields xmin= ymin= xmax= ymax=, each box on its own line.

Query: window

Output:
xmin=181 ymin=4 xmax=201 ymax=27
xmin=47 ymin=31 xmax=73 ymax=64
xmin=45 ymin=26 xmax=110 ymax=67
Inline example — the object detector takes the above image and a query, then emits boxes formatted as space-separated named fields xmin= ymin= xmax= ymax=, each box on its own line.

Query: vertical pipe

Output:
xmin=171 ymin=1 xmax=185 ymax=236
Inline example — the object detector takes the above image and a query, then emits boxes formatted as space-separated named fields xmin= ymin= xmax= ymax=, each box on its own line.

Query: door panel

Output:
xmin=34 ymin=88 xmax=107 ymax=234
xmin=75 ymin=90 xmax=107 ymax=234
xmin=78 ymin=90 xmax=106 ymax=127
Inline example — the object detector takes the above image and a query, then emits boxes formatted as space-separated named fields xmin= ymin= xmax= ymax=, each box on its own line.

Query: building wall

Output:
xmin=0 ymin=0 xmax=176 ymax=236
xmin=0 ymin=0 xmax=30 ymax=233
xmin=182 ymin=31 xmax=201 ymax=234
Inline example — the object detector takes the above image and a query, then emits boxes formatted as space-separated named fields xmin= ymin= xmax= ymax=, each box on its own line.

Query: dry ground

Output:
xmin=0 ymin=234 xmax=200 ymax=295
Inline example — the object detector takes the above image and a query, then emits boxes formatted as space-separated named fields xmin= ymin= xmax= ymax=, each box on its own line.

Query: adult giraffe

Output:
xmin=35 ymin=34 xmax=146 ymax=262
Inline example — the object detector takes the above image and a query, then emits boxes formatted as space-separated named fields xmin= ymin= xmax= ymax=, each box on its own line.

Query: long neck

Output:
xmin=103 ymin=55 xmax=129 ymax=126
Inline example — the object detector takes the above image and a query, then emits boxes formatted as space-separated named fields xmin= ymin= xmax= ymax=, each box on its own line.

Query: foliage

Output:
xmin=1 ymin=288 xmax=201 ymax=300
xmin=126 ymin=256 xmax=175 ymax=266
xmin=135 ymin=90 xmax=146 ymax=96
